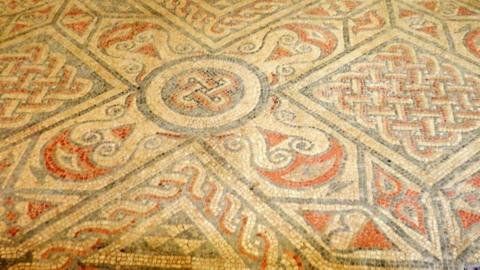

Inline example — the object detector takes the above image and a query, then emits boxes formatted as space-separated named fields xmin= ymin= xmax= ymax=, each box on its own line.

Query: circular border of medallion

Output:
xmin=138 ymin=55 xmax=270 ymax=134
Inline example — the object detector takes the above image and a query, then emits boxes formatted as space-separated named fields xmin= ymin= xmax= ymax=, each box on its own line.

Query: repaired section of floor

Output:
xmin=0 ymin=0 xmax=479 ymax=269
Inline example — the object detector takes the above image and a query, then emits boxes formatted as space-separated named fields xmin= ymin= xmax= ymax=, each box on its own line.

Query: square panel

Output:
xmin=284 ymin=29 xmax=480 ymax=185
xmin=0 ymin=27 xmax=127 ymax=143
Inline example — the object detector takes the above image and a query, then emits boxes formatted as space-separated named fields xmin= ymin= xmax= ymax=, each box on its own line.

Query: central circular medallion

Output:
xmin=161 ymin=68 xmax=245 ymax=117
xmin=138 ymin=56 xmax=269 ymax=134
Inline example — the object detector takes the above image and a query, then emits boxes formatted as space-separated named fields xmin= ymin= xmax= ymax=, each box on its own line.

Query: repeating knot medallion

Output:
xmin=0 ymin=43 xmax=93 ymax=129
xmin=138 ymin=56 xmax=269 ymax=134
xmin=306 ymin=42 xmax=480 ymax=162
xmin=162 ymin=68 xmax=244 ymax=117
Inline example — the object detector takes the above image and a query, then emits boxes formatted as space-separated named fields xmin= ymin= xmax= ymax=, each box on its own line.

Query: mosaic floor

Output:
xmin=1 ymin=0 xmax=480 ymax=269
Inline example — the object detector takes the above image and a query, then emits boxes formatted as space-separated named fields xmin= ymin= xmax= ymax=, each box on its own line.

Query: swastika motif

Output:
xmin=162 ymin=68 xmax=244 ymax=116
xmin=138 ymin=56 xmax=269 ymax=134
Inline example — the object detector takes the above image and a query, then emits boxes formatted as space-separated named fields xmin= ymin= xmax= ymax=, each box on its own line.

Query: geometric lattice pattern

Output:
xmin=0 ymin=43 xmax=93 ymax=128
xmin=0 ymin=0 xmax=479 ymax=269
xmin=305 ymin=41 xmax=480 ymax=162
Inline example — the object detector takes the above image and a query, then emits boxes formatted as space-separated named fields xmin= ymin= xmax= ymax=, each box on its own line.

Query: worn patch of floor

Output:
xmin=0 ymin=0 xmax=480 ymax=269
